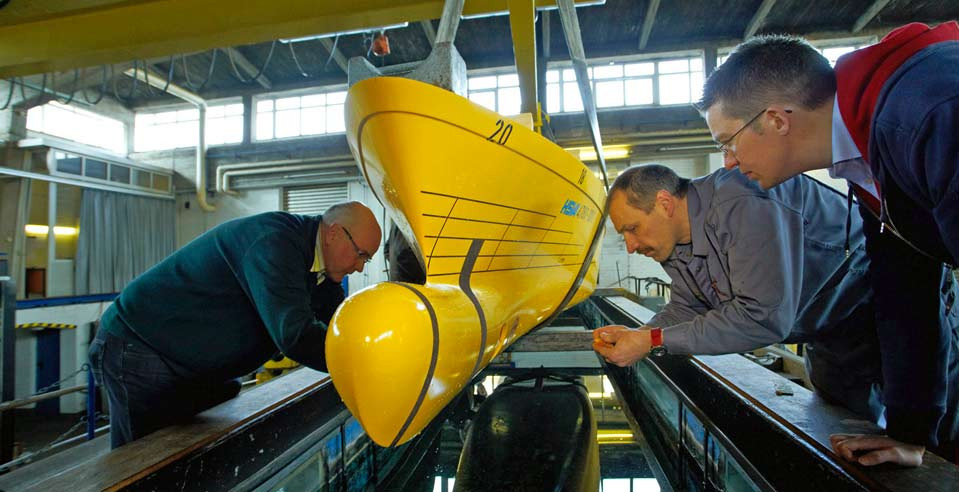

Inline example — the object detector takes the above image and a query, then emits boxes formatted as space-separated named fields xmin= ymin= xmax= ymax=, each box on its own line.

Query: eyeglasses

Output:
xmin=715 ymin=108 xmax=792 ymax=157
xmin=341 ymin=225 xmax=373 ymax=264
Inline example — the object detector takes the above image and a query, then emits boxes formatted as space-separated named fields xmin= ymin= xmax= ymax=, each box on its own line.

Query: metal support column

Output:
xmin=556 ymin=0 xmax=609 ymax=189
xmin=507 ymin=0 xmax=541 ymax=131
xmin=86 ymin=368 xmax=96 ymax=440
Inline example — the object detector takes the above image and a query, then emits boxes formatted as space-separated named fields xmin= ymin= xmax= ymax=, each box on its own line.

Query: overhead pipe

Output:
xmin=125 ymin=66 xmax=215 ymax=211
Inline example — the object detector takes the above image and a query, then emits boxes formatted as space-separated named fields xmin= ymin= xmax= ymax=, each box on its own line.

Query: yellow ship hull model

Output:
xmin=327 ymin=76 xmax=606 ymax=447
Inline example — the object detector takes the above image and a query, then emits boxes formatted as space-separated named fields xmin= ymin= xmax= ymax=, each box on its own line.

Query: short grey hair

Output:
xmin=609 ymin=164 xmax=689 ymax=212
xmin=322 ymin=201 xmax=365 ymax=226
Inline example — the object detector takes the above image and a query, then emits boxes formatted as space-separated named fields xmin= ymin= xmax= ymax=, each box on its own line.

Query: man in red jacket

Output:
xmin=696 ymin=23 xmax=959 ymax=467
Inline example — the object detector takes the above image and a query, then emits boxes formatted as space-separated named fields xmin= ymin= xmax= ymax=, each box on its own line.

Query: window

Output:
xmin=467 ymin=74 xmax=522 ymax=115
xmin=135 ymin=107 xmax=199 ymax=152
xmin=718 ymin=39 xmax=875 ymax=68
xmin=657 ymin=58 xmax=703 ymax=105
xmin=467 ymin=54 xmax=705 ymax=116
xmin=544 ymin=56 xmax=703 ymax=113
xmin=26 ymin=101 xmax=126 ymax=155
xmin=206 ymin=103 xmax=244 ymax=146
xmin=255 ymin=90 xmax=347 ymax=141
xmin=820 ymin=43 xmax=871 ymax=65
xmin=50 ymin=150 xmax=174 ymax=194
xmin=134 ymin=102 xmax=244 ymax=152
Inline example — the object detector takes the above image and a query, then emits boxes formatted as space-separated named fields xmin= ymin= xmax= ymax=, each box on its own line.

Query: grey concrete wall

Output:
xmin=174 ymin=188 xmax=281 ymax=248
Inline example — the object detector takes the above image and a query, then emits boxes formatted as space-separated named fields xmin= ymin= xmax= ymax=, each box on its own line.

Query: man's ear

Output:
xmin=768 ymin=107 xmax=792 ymax=135
xmin=324 ymin=223 xmax=337 ymax=245
xmin=656 ymin=190 xmax=674 ymax=216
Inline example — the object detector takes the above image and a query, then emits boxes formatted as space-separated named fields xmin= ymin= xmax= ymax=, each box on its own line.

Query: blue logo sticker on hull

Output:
xmin=561 ymin=199 xmax=581 ymax=216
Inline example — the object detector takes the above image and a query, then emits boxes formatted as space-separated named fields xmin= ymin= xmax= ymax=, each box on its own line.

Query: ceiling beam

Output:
xmin=0 ymin=0 xmax=600 ymax=78
xmin=224 ymin=48 xmax=272 ymax=89
xmin=852 ymin=0 xmax=892 ymax=33
xmin=543 ymin=8 xmax=551 ymax=60
xmin=744 ymin=0 xmax=777 ymax=39
xmin=420 ymin=20 xmax=436 ymax=47
xmin=318 ymin=38 xmax=349 ymax=74
xmin=638 ymin=0 xmax=661 ymax=50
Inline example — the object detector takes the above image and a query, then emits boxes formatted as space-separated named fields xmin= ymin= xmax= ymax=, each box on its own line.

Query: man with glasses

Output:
xmin=89 ymin=201 xmax=382 ymax=448
xmin=696 ymin=23 xmax=959 ymax=466
xmin=593 ymin=164 xmax=898 ymax=461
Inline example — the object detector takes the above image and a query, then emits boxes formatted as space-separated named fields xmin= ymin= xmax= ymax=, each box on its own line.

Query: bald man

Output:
xmin=89 ymin=202 xmax=382 ymax=448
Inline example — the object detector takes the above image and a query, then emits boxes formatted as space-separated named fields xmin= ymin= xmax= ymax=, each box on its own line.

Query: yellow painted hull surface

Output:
xmin=328 ymin=77 xmax=605 ymax=447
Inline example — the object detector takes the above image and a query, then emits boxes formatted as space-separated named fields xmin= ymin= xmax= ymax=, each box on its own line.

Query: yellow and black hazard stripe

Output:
xmin=15 ymin=322 xmax=77 ymax=330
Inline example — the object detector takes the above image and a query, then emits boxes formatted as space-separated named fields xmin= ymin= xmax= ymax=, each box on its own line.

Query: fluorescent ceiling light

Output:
xmin=25 ymin=225 xmax=78 ymax=237
xmin=566 ymin=145 xmax=630 ymax=162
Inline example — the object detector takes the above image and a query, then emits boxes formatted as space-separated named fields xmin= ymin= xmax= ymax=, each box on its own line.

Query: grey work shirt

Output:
xmin=653 ymin=169 xmax=873 ymax=354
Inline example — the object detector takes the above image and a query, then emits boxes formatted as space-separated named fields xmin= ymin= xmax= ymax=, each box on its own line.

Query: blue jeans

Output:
xmin=89 ymin=329 xmax=241 ymax=449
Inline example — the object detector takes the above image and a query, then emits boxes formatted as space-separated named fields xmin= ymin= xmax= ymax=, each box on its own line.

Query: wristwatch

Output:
xmin=649 ymin=327 xmax=668 ymax=357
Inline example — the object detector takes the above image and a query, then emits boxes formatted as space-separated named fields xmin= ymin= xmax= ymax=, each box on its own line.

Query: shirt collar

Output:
xmin=311 ymin=225 xmax=326 ymax=284
xmin=829 ymin=95 xmax=879 ymax=198
xmin=830 ymin=95 xmax=862 ymax=166
xmin=685 ymin=184 xmax=711 ymax=257
xmin=665 ymin=184 xmax=708 ymax=263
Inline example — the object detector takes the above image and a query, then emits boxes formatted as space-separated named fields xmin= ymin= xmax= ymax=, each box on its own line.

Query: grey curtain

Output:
xmin=74 ymin=190 xmax=175 ymax=295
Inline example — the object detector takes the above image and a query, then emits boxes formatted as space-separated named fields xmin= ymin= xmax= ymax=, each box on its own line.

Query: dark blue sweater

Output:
xmin=100 ymin=212 xmax=344 ymax=381
xmin=847 ymin=42 xmax=959 ymax=448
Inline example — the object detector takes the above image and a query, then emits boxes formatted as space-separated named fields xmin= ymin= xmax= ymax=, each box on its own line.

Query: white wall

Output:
xmin=175 ymin=189 xmax=281 ymax=248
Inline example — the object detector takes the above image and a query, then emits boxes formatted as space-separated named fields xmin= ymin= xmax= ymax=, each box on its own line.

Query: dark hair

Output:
xmin=696 ymin=34 xmax=836 ymax=121
xmin=609 ymin=164 xmax=689 ymax=212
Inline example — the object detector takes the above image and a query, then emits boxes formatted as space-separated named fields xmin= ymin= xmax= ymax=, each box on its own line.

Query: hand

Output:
xmin=829 ymin=434 xmax=925 ymax=467
xmin=591 ymin=325 xmax=652 ymax=367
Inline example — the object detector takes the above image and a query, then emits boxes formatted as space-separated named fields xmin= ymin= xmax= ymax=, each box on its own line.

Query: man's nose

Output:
xmin=625 ymin=236 xmax=640 ymax=254
xmin=723 ymin=152 xmax=739 ymax=170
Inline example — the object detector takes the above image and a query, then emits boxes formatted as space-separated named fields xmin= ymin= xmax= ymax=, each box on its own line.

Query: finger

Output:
xmin=829 ymin=434 xmax=855 ymax=445
xmin=594 ymin=325 xmax=626 ymax=335
xmin=593 ymin=343 xmax=614 ymax=358
xmin=857 ymin=448 xmax=898 ymax=467
xmin=857 ymin=444 xmax=923 ymax=467
xmin=829 ymin=434 xmax=856 ymax=458
xmin=831 ymin=440 xmax=857 ymax=462
xmin=600 ymin=331 xmax=624 ymax=343
xmin=833 ymin=435 xmax=895 ymax=453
